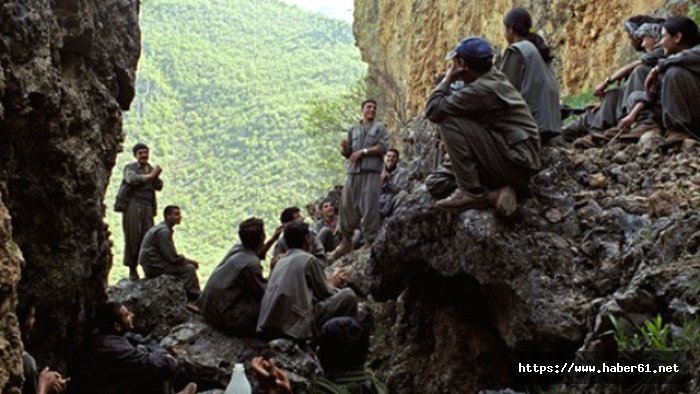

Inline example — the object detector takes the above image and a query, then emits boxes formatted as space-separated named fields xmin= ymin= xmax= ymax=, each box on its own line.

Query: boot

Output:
xmin=177 ymin=383 xmax=197 ymax=394
xmin=660 ymin=129 xmax=691 ymax=151
xmin=435 ymin=188 xmax=490 ymax=212
xmin=128 ymin=266 xmax=140 ymax=281
xmin=329 ymin=239 xmax=353 ymax=263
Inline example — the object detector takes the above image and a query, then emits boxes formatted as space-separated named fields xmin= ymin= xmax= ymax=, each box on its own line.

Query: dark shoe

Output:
xmin=329 ymin=239 xmax=353 ymax=262
xmin=602 ymin=127 xmax=621 ymax=139
xmin=660 ymin=129 xmax=690 ymax=151
xmin=436 ymin=188 xmax=490 ymax=212
xmin=177 ymin=383 xmax=197 ymax=394
xmin=490 ymin=186 xmax=517 ymax=217
xmin=619 ymin=124 xmax=660 ymax=142
xmin=128 ymin=267 xmax=140 ymax=281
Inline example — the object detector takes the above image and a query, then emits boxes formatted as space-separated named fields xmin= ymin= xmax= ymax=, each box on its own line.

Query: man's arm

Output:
xmin=499 ymin=47 xmax=525 ymax=91
xmin=386 ymin=168 xmax=410 ymax=194
xmin=305 ymin=257 xmax=335 ymax=301
xmin=425 ymin=81 xmax=502 ymax=123
xmin=99 ymin=336 xmax=177 ymax=378
xmin=239 ymin=264 xmax=267 ymax=301
xmin=124 ymin=165 xmax=162 ymax=186
xmin=155 ymin=228 xmax=186 ymax=265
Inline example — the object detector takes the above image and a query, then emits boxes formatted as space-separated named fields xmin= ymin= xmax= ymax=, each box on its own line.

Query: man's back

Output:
xmin=138 ymin=222 xmax=175 ymax=270
xmin=257 ymin=249 xmax=318 ymax=340
xmin=198 ymin=244 xmax=265 ymax=335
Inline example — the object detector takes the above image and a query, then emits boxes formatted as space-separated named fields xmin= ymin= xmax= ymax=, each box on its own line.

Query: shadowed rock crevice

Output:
xmin=0 ymin=0 xmax=140 ymax=383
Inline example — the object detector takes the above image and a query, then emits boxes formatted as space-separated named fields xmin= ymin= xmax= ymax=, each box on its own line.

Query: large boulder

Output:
xmin=108 ymin=275 xmax=191 ymax=340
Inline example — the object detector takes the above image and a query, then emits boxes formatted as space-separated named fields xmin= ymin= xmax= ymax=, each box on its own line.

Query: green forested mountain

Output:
xmin=106 ymin=0 xmax=366 ymax=283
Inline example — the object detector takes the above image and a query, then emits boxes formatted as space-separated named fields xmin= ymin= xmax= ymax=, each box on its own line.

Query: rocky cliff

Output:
xmin=353 ymin=0 xmax=692 ymax=129
xmin=0 ymin=0 xmax=140 ymax=390
xmin=354 ymin=117 xmax=700 ymax=393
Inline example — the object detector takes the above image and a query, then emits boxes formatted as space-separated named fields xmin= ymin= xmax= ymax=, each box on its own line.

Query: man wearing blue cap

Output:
xmin=115 ymin=143 xmax=163 ymax=280
xmin=425 ymin=37 xmax=541 ymax=216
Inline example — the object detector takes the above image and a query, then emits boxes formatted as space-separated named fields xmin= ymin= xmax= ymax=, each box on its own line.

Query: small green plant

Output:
xmin=608 ymin=314 xmax=700 ymax=353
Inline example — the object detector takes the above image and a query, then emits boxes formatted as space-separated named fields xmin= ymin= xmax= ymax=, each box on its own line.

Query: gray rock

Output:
xmin=108 ymin=275 xmax=191 ymax=340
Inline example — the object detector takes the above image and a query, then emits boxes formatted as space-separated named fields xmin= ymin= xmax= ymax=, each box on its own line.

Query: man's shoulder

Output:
xmin=124 ymin=161 xmax=141 ymax=170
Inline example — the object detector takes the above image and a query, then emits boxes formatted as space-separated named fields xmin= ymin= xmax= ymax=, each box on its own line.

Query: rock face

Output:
xmin=364 ymin=118 xmax=700 ymax=392
xmin=353 ymin=0 xmax=690 ymax=129
xmin=0 ymin=194 xmax=24 ymax=393
xmin=0 ymin=0 xmax=140 ymax=384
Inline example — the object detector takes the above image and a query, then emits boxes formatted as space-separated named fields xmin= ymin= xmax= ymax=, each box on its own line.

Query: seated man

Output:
xmin=17 ymin=298 xmax=69 ymax=394
xmin=272 ymin=206 xmax=326 ymax=265
xmin=257 ymin=222 xmax=357 ymax=341
xmin=252 ymin=317 xmax=387 ymax=394
xmin=311 ymin=199 xmax=341 ymax=253
xmin=379 ymin=148 xmax=410 ymax=220
xmin=197 ymin=218 xmax=270 ymax=336
xmin=81 ymin=302 xmax=196 ymax=394
xmin=425 ymin=37 xmax=541 ymax=216
xmin=139 ymin=205 xmax=201 ymax=309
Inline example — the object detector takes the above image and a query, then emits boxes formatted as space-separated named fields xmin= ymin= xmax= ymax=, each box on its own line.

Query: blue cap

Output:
xmin=445 ymin=37 xmax=494 ymax=62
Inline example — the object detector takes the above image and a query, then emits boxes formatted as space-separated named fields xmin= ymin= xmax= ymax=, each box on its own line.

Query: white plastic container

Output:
xmin=224 ymin=363 xmax=252 ymax=394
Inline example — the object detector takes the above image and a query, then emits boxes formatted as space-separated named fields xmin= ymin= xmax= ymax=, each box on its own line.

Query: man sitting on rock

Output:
xmin=252 ymin=317 xmax=387 ymax=393
xmin=272 ymin=206 xmax=327 ymax=266
xmin=425 ymin=37 xmax=541 ymax=216
xmin=257 ymin=221 xmax=356 ymax=341
xmin=82 ymin=302 xmax=196 ymax=394
xmin=138 ymin=205 xmax=201 ymax=311
xmin=379 ymin=148 xmax=410 ymax=221
xmin=311 ymin=199 xmax=341 ymax=253
xmin=197 ymin=217 xmax=270 ymax=337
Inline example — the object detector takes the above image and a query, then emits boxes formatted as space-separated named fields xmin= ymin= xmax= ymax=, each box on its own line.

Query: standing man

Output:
xmin=330 ymin=99 xmax=390 ymax=262
xmin=424 ymin=37 xmax=541 ymax=216
xmin=116 ymin=143 xmax=163 ymax=281
xmin=138 ymin=205 xmax=201 ymax=310
xmin=379 ymin=148 xmax=409 ymax=220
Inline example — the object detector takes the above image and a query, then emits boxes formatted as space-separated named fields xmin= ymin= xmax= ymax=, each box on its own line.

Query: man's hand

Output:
xmin=271 ymin=224 xmax=284 ymax=241
xmin=349 ymin=150 xmax=364 ymax=164
xmin=618 ymin=113 xmax=636 ymax=130
xmin=645 ymin=66 xmax=659 ymax=93
xmin=328 ymin=269 xmax=348 ymax=288
xmin=593 ymin=80 xmax=608 ymax=98
xmin=270 ymin=253 xmax=284 ymax=273
xmin=251 ymin=357 xmax=292 ymax=394
xmin=186 ymin=259 xmax=199 ymax=269
xmin=38 ymin=367 xmax=70 ymax=394
xmin=380 ymin=170 xmax=389 ymax=185
xmin=444 ymin=58 xmax=467 ymax=84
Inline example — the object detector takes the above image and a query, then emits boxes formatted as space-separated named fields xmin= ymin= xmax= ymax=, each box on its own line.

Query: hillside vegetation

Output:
xmin=106 ymin=0 xmax=366 ymax=283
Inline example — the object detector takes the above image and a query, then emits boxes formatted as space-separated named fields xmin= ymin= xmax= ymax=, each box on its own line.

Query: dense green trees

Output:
xmin=106 ymin=0 xmax=365 ymax=283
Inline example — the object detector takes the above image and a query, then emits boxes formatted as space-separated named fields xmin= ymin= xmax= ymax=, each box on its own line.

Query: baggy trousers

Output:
xmin=439 ymin=117 xmax=537 ymax=193
xmin=339 ymin=172 xmax=381 ymax=243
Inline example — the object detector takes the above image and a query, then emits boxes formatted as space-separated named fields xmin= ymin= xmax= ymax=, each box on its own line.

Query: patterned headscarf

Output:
xmin=635 ymin=23 xmax=663 ymax=40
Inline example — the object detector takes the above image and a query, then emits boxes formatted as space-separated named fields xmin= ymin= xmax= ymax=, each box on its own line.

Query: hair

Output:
xmin=95 ymin=302 xmax=124 ymax=334
xmin=238 ymin=217 xmax=264 ymax=250
xmin=318 ymin=317 xmax=370 ymax=373
xmin=664 ymin=16 xmax=700 ymax=48
xmin=132 ymin=143 xmax=149 ymax=156
xmin=387 ymin=148 xmax=400 ymax=160
xmin=283 ymin=221 xmax=309 ymax=249
xmin=503 ymin=7 xmax=553 ymax=63
xmin=17 ymin=297 xmax=36 ymax=329
xmin=163 ymin=205 xmax=180 ymax=218
xmin=361 ymin=99 xmax=377 ymax=109
xmin=279 ymin=206 xmax=301 ymax=224
xmin=463 ymin=57 xmax=492 ymax=73
xmin=319 ymin=198 xmax=334 ymax=209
